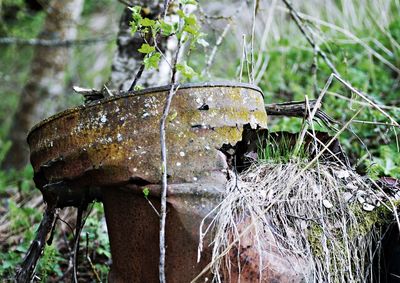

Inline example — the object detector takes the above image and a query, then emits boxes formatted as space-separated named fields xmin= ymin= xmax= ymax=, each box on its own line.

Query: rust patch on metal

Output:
xmin=27 ymin=83 xmax=267 ymax=204
xmin=222 ymin=218 xmax=309 ymax=282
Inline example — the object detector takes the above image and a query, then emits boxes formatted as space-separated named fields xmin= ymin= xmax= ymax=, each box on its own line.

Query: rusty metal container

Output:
xmin=27 ymin=82 xmax=268 ymax=282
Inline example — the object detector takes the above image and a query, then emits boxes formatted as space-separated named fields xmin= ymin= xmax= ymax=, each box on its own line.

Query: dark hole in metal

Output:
xmin=128 ymin=176 xmax=152 ymax=186
xmin=198 ymin=104 xmax=209 ymax=111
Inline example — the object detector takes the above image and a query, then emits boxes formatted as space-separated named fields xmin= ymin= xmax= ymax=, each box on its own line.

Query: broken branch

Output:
xmin=15 ymin=204 xmax=58 ymax=283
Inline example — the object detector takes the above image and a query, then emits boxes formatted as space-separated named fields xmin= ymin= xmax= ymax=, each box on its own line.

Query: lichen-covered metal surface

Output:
xmin=27 ymin=82 xmax=268 ymax=204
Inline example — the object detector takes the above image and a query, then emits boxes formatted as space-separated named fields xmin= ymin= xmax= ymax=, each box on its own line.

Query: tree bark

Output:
xmin=109 ymin=1 xmax=176 ymax=90
xmin=3 ymin=0 xmax=84 ymax=170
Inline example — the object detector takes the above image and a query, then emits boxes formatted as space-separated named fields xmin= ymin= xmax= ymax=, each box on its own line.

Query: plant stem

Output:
xmin=159 ymin=4 xmax=180 ymax=281
xmin=128 ymin=64 xmax=145 ymax=91
xmin=15 ymin=204 xmax=58 ymax=283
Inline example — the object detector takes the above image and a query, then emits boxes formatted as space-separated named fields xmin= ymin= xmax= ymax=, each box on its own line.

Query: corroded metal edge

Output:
xmin=27 ymin=82 xmax=263 ymax=139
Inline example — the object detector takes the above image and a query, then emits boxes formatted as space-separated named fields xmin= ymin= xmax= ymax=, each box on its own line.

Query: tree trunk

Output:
xmin=3 ymin=0 xmax=84 ymax=170
xmin=109 ymin=1 xmax=176 ymax=90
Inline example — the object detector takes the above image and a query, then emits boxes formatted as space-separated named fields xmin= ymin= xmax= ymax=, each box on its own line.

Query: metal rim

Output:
xmin=27 ymin=81 xmax=264 ymax=139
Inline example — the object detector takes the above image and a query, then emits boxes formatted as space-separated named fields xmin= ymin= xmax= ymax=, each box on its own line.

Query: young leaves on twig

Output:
xmin=129 ymin=0 xmax=207 ymax=81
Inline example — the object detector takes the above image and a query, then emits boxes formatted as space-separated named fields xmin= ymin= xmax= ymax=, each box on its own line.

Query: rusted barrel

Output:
xmin=27 ymin=82 xmax=268 ymax=282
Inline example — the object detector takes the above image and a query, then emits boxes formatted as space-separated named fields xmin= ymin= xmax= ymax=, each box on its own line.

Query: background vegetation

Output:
xmin=0 ymin=0 xmax=399 ymax=281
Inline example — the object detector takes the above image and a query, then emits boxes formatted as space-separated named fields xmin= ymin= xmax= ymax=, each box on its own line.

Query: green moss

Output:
xmin=349 ymin=202 xmax=393 ymax=237
xmin=308 ymin=223 xmax=324 ymax=258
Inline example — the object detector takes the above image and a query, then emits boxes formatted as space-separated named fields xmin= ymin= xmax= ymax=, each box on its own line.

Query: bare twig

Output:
xmin=302 ymin=107 xmax=364 ymax=172
xmin=203 ymin=21 xmax=232 ymax=77
xmin=159 ymin=3 xmax=180 ymax=281
xmin=328 ymin=91 xmax=400 ymax=111
xmin=351 ymin=120 xmax=400 ymax=128
xmin=0 ymin=35 xmax=113 ymax=47
xmin=239 ymin=34 xmax=246 ymax=82
xmin=264 ymin=100 xmax=337 ymax=128
xmin=277 ymin=6 xmax=400 ymax=75
xmin=254 ymin=0 xmax=277 ymax=77
xmin=72 ymin=205 xmax=85 ymax=283
xmin=146 ymin=197 xmax=161 ymax=217
xmin=86 ymin=255 xmax=101 ymax=282
xmin=281 ymin=0 xmax=339 ymax=75
xmin=250 ymin=0 xmax=258 ymax=83
xmin=128 ymin=64 xmax=145 ymax=91
xmin=159 ymin=82 xmax=178 ymax=282
xmin=331 ymin=74 xmax=399 ymax=128
xmin=15 ymin=204 xmax=58 ymax=283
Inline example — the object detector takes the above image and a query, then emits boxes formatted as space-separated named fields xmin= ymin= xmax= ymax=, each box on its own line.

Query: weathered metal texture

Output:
xmin=27 ymin=82 xmax=267 ymax=204
xmin=27 ymin=82 xmax=274 ymax=281
xmin=102 ymin=184 xmax=217 ymax=283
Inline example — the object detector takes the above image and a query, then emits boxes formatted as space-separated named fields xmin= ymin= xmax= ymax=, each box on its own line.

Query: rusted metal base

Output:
xmin=222 ymin=219 xmax=309 ymax=282
xmin=102 ymin=186 xmax=212 ymax=282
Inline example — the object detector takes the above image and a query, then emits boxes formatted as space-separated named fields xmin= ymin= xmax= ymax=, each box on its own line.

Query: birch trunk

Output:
xmin=109 ymin=1 xmax=176 ymax=90
xmin=3 ymin=0 xmax=84 ymax=169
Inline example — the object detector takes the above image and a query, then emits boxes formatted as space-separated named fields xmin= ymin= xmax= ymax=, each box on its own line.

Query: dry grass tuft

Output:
xmin=198 ymin=161 xmax=393 ymax=282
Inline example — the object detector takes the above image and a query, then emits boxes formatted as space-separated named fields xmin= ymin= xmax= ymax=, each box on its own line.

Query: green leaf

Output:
xmin=184 ymin=25 xmax=198 ymax=35
xmin=128 ymin=6 xmax=141 ymax=15
xmin=143 ymin=187 xmax=150 ymax=198
xmin=134 ymin=85 xmax=144 ymax=91
xmin=144 ymin=52 xmax=161 ymax=69
xmin=184 ymin=14 xmax=197 ymax=26
xmin=139 ymin=17 xmax=156 ymax=27
xmin=160 ymin=21 xmax=174 ymax=36
xmin=129 ymin=6 xmax=142 ymax=22
xmin=138 ymin=43 xmax=155 ymax=54
xmin=129 ymin=6 xmax=142 ymax=34
xmin=179 ymin=0 xmax=198 ymax=5
xmin=183 ymin=14 xmax=200 ymax=36
xmin=177 ymin=9 xmax=185 ymax=18
xmin=176 ymin=62 xmax=197 ymax=80
xmin=130 ymin=21 xmax=138 ymax=34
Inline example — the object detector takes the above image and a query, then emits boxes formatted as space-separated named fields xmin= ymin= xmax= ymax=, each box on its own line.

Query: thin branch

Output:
xmin=280 ymin=0 xmax=339 ymax=75
xmin=15 ymin=204 xmax=58 ymax=282
xmin=302 ymin=107 xmax=364 ymax=172
xmin=202 ymin=21 xmax=232 ymax=77
xmin=332 ymin=74 xmax=399 ymax=128
xmin=128 ymin=64 xmax=145 ymax=91
xmin=86 ymin=255 xmax=101 ymax=282
xmin=159 ymin=5 xmax=180 ymax=281
xmin=254 ymin=0 xmax=277 ymax=76
xmin=250 ymin=0 xmax=258 ymax=83
xmin=239 ymin=34 xmax=246 ymax=82
xmin=159 ymin=83 xmax=178 ymax=283
xmin=163 ymin=0 xmax=171 ymax=19
xmin=277 ymin=6 xmax=400 ymax=75
xmin=328 ymin=91 xmax=400 ymax=111
xmin=72 ymin=206 xmax=85 ymax=283
xmin=0 ymin=35 xmax=113 ymax=47
xmin=351 ymin=120 xmax=400 ymax=128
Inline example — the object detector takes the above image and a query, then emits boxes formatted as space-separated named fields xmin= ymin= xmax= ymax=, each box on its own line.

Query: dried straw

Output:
xmin=198 ymin=161 xmax=392 ymax=282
